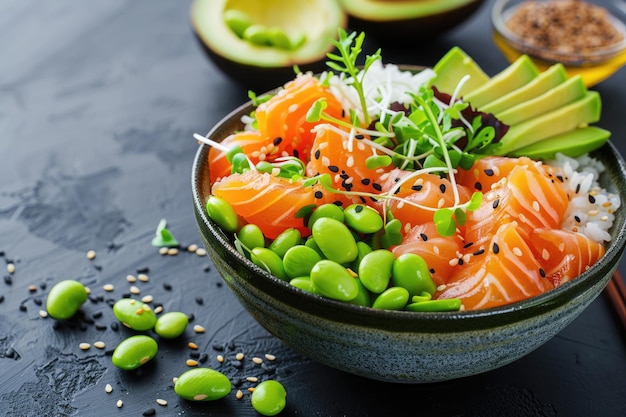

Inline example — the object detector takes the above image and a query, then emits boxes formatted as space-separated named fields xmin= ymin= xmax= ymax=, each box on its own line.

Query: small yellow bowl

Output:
xmin=492 ymin=0 xmax=626 ymax=86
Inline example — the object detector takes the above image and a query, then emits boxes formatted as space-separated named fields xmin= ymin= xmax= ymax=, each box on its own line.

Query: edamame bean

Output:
xmin=113 ymin=298 xmax=157 ymax=331
xmin=112 ymin=335 xmax=158 ymax=370
xmin=243 ymin=24 xmax=273 ymax=46
xmin=289 ymin=277 xmax=317 ymax=294
xmin=283 ymin=245 xmax=322 ymax=278
xmin=304 ymin=237 xmax=325 ymax=258
xmin=223 ymin=9 xmax=253 ymax=38
xmin=307 ymin=203 xmax=344 ymax=228
xmin=311 ymin=217 xmax=357 ymax=264
xmin=269 ymin=228 xmax=301 ymax=258
xmin=237 ymin=224 xmax=265 ymax=250
xmin=344 ymin=204 xmax=384 ymax=234
xmin=174 ymin=368 xmax=232 ymax=401
xmin=392 ymin=253 xmax=436 ymax=298
xmin=347 ymin=278 xmax=372 ymax=307
xmin=251 ymin=380 xmax=287 ymax=416
xmin=154 ymin=311 xmax=188 ymax=339
xmin=358 ymin=249 xmax=395 ymax=294
xmin=372 ymin=287 xmax=409 ymax=310
xmin=206 ymin=195 xmax=239 ymax=233
xmin=46 ymin=280 xmax=88 ymax=320
xmin=350 ymin=241 xmax=373 ymax=271
xmin=251 ymin=247 xmax=288 ymax=280
xmin=310 ymin=260 xmax=358 ymax=301
xmin=406 ymin=299 xmax=462 ymax=312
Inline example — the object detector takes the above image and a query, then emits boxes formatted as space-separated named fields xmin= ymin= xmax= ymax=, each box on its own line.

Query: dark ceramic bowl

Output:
xmin=192 ymin=92 xmax=626 ymax=384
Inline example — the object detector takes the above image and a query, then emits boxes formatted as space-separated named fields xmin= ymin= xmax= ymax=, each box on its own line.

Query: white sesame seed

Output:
xmin=252 ymin=357 xmax=263 ymax=365
xmin=154 ymin=306 xmax=163 ymax=314
xmin=246 ymin=376 xmax=258 ymax=382
xmin=159 ymin=247 xmax=168 ymax=255
xmin=126 ymin=274 xmax=137 ymax=283
xmin=236 ymin=352 xmax=244 ymax=361
xmin=6 ymin=263 xmax=15 ymax=274
xmin=86 ymin=250 xmax=96 ymax=260
xmin=167 ymin=248 xmax=179 ymax=256
xmin=186 ymin=359 xmax=199 ymax=367
xmin=193 ymin=325 xmax=205 ymax=333
xmin=129 ymin=285 xmax=140 ymax=295
xmin=156 ymin=399 xmax=167 ymax=406
xmin=264 ymin=354 xmax=276 ymax=361
xmin=236 ymin=390 xmax=243 ymax=399
xmin=105 ymin=384 xmax=113 ymax=393
xmin=321 ymin=156 xmax=330 ymax=167
xmin=94 ymin=341 xmax=106 ymax=349
xmin=141 ymin=295 xmax=154 ymax=303
xmin=448 ymin=258 xmax=459 ymax=267
xmin=39 ymin=310 xmax=48 ymax=318
xmin=187 ymin=244 xmax=199 ymax=253
xmin=432 ymin=246 xmax=440 ymax=255
xmin=248 ymin=387 xmax=256 ymax=393
xmin=79 ymin=343 xmax=91 ymax=350
xmin=188 ymin=342 xmax=198 ymax=350
xmin=137 ymin=273 xmax=149 ymax=282
xmin=512 ymin=247 xmax=523 ymax=256
xmin=601 ymin=215 xmax=609 ymax=221
xmin=116 ymin=399 xmax=123 ymax=408
xmin=102 ymin=284 xmax=114 ymax=292
xmin=542 ymin=249 xmax=550 ymax=260
xmin=436 ymin=284 xmax=447 ymax=292
xmin=196 ymin=248 xmax=207 ymax=257
xmin=346 ymin=156 xmax=354 ymax=168
xmin=194 ymin=394 xmax=208 ymax=401
xmin=588 ymin=209 xmax=599 ymax=217
xmin=217 ymin=355 xmax=224 ymax=363
xmin=172 ymin=377 xmax=179 ymax=384
xmin=532 ymin=201 xmax=540 ymax=212
xmin=437 ymin=198 xmax=445 ymax=208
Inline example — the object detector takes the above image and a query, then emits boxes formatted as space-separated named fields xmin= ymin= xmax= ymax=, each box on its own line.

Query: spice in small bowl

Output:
xmin=492 ymin=0 xmax=626 ymax=65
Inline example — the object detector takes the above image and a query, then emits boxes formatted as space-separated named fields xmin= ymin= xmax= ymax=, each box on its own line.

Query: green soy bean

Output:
xmin=406 ymin=299 xmax=462 ymax=312
xmin=174 ymin=368 xmax=232 ymax=401
xmin=112 ymin=335 xmax=158 ymax=370
xmin=206 ymin=195 xmax=239 ymax=233
xmin=251 ymin=380 xmax=287 ymax=416
xmin=358 ymin=249 xmax=395 ymax=294
xmin=372 ymin=287 xmax=410 ymax=310
xmin=392 ymin=253 xmax=437 ymax=298
xmin=251 ymin=247 xmax=288 ymax=280
xmin=350 ymin=241 xmax=373 ymax=271
xmin=304 ymin=237 xmax=325 ymax=258
xmin=223 ymin=9 xmax=253 ymax=38
xmin=46 ymin=280 xmax=88 ymax=320
xmin=113 ymin=298 xmax=157 ymax=331
xmin=307 ymin=203 xmax=344 ymax=228
xmin=269 ymin=228 xmax=301 ymax=258
xmin=283 ymin=245 xmax=322 ymax=278
xmin=237 ymin=224 xmax=265 ymax=250
xmin=344 ymin=204 xmax=384 ymax=234
xmin=311 ymin=217 xmax=357 ymax=264
xmin=347 ymin=278 xmax=372 ymax=307
xmin=154 ymin=311 xmax=189 ymax=339
xmin=310 ymin=260 xmax=358 ymax=301
xmin=289 ymin=277 xmax=318 ymax=294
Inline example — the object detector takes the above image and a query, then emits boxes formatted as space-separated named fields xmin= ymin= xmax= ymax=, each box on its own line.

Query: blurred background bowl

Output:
xmin=191 ymin=93 xmax=626 ymax=383
xmin=492 ymin=0 xmax=626 ymax=86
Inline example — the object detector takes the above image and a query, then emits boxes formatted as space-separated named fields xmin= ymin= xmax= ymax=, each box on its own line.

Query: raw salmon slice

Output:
xmin=457 ymin=156 xmax=538 ymax=192
xmin=211 ymin=170 xmax=342 ymax=239
xmin=392 ymin=222 xmax=464 ymax=286
xmin=529 ymin=228 xmax=605 ymax=287
xmin=208 ymin=130 xmax=265 ymax=184
xmin=436 ymin=222 xmax=554 ymax=310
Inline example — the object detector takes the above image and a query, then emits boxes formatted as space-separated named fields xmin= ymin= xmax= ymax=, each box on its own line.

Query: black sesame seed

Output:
xmin=3 ymin=275 xmax=12 ymax=285
xmin=231 ymin=360 xmax=243 ymax=369
xmin=574 ymin=215 xmax=581 ymax=223
xmin=142 ymin=408 xmax=156 ymax=416
xmin=420 ymin=233 xmax=428 ymax=241
xmin=475 ymin=182 xmax=482 ymax=191
xmin=355 ymin=134 xmax=365 ymax=140
xmin=88 ymin=295 xmax=99 ymax=304
xmin=110 ymin=322 xmax=119 ymax=332
xmin=412 ymin=184 xmax=423 ymax=191
xmin=204 ymin=265 xmax=212 ymax=273
xmin=473 ymin=248 xmax=485 ymax=256
xmin=464 ymin=242 xmax=474 ymax=249
xmin=429 ymin=268 xmax=436 ymax=274
xmin=262 ymin=363 xmax=277 ymax=374
xmin=575 ymin=183 xmax=581 ymax=194
xmin=273 ymin=137 xmax=283 ymax=146
xmin=588 ymin=194 xmax=596 ymax=204
xmin=439 ymin=184 xmax=446 ymax=193
xmin=163 ymin=283 xmax=172 ymax=291
xmin=39 ymin=282 xmax=47 ymax=290
xmin=0 ymin=295 xmax=4 ymax=303
xmin=328 ymin=165 xmax=339 ymax=173
xmin=493 ymin=242 xmax=500 ymax=254
xmin=232 ymin=377 xmax=243 ymax=388
xmin=216 ymin=281 xmax=223 ymax=288
xmin=484 ymin=169 xmax=494 ymax=177
xmin=361 ymin=178 xmax=371 ymax=185
xmin=355 ymin=205 xmax=364 ymax=213
xmin=372 ymin=183 xmax=382 ymax=191
xmin=187 ymin=313 xmax=195 ymax=322
xmin=458 ymin=258 xmax=464 ymax=266
xmin=293 ymin=149 xmax=299 ymax=159
xmin=93 ymin=264 xmax=102 ymax=271
xmin=394 ymin=177 xmax=400 ymax=183
xmin=314 ymin=191 xmax=323 ymax=199
xmin=199 ymin=353 xmax=209 ymax=363
xmin=539 ymin=268 xmax=546 ymax=278
xmin=19 ymin=304 xmax=26 ymax=312
xmin=492 ymin=199 xmax=500 ymax=209
xmin=333 ymin=200 xmax=343 ymax=206
xmin=314 ymin=149 xmax=321 ymax=160
xmin=556 ymin=175 xmax=564 ymax=182
xmin=212 ymin=343 xmax=225 ymax=351
xmin=195 ymin=297 xmax=204 ymax=305
xmin=189 ymin=351 xmax=200 ymax=359
xmin=95 ymin=323 xmax=107 ymax=331
xmin=33 ymin=298 xmax=42 ymax=306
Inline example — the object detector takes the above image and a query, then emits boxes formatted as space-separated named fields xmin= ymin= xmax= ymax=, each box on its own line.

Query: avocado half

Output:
xmin=191 ymin=0 xmax=347 ymax=92
xmin=337 ymin=0 xmax=485 ymax=39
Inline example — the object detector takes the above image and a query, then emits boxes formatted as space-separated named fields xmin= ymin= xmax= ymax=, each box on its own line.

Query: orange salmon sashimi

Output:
xmin=456 ymin=156 xmax=538 ymax=192
xmin=211 ymin=170 xmax=343 ymax=239
xmin=464 ymin=162 xmax=569 ymax=250
xmin=529 ymin=228 xmax=606 ymax=287
xmin=306 ymin=124 xmax=395 ymax=206
xmin=375 ymin=168 xmax=472 ymax=232
xmin=208 ymin=130 xmax=265 ymax=184
xmin=392 ymin=222 xmax=465 ymax=286
xmin=436 ymin=222 xmax=554 ymax=310
xmin=255 ymin=73 xmax=346 ymax=162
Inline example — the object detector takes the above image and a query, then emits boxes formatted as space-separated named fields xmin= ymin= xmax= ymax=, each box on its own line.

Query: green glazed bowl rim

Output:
xmin=192 ymin=78 xmax=626 ymax=334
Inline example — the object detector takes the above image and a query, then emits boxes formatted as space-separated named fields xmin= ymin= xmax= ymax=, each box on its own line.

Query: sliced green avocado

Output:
xmin=480 ymin=64 xmax=568 ymax=115
xmin=191 ymin=0 xmax=346 ymax=90
xmin=509 ymin=127 xmax=610 ymax=160
xmin=496 ymin=75 xmax=587 ymax=125
xmin=463 ymin=55 xmax=540 ymax=109
xmin=495 ymin=91 xmax=602 ymax=155
xmin=432 ymin=47 xmax=489 ymax=97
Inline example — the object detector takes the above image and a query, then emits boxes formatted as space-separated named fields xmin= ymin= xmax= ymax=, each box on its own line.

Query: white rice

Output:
xmin=548 ymin=153 xmax=621 ymax=243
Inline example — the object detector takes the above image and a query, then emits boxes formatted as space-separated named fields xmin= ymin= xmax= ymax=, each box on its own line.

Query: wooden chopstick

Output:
xmin=605 ymin=271 xmax=626 ymax=330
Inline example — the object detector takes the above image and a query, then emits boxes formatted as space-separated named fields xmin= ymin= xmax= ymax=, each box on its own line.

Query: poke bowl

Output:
xmin=192 ymin=34 xmax=626 ymax=383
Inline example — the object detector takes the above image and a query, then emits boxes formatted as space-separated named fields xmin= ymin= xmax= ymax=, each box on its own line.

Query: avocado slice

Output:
xmin=191 ymin=0 xmax=347 ymax=91
xmin=496 ymin=75 xmax=588 ymax=126
xmin=509 ymin=127 xmax=610 ymax=160
xmin=480 ymin=64 xmax=568 ymax=115
xmin=463 ymin=55 xmax=540 ymax=109
xmin=337 ymin=0 xmax=484 ymax=39
xmin=432 ymin=47 xmax=490 ymax=97
xmin=495 ymin=91 xmax=602 ymax=155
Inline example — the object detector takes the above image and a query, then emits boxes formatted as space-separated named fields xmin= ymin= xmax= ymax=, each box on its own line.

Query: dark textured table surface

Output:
xmin=1 ymin=1 xmax=625 ymax=416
